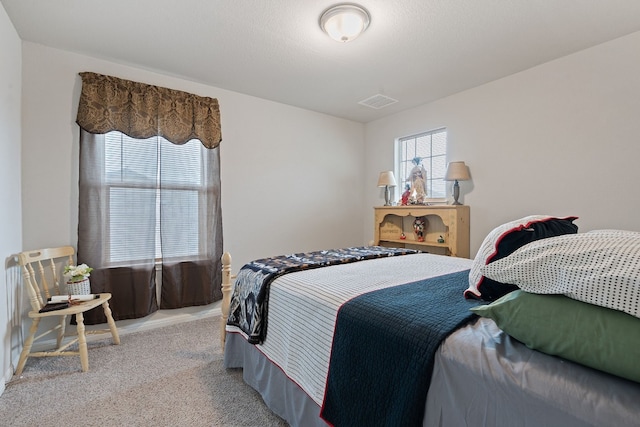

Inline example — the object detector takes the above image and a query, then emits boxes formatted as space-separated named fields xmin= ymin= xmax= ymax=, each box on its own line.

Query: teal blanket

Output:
xmin=320 ymin=270 xmax=480 ymax=427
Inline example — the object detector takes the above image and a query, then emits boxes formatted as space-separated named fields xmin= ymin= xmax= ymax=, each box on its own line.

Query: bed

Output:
xmin=221 ymin=216 xmax=640 ymax=427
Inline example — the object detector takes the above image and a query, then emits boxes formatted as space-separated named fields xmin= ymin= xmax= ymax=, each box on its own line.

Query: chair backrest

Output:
xmin=17 ymin=246 xmax=75 ymax=312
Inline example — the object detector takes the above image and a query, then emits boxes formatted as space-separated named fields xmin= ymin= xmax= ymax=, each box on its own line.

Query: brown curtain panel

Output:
xmin=77 ymin=131 xmax=159 ymax=324
xmin=157 ymin=137 xmax=223 ymax=309
xmin=76 ymin=73 xmax=223 ymax=324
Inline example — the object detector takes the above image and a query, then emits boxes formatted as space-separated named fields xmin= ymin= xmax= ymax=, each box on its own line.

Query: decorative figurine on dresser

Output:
xmin=400 ymin=184 xmax=411 ymax=206
xmin=413 ymin=216 xmax=427 ymax=242
xmin=407 ymin=157 xmax=428 ymax=205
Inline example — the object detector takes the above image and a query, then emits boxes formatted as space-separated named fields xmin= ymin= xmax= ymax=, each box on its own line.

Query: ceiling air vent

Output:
xmin=358 ymin=94 xmax=398 ymax=109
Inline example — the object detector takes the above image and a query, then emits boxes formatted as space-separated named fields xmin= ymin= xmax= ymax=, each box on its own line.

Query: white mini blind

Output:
xmin=104 ymin=131 xmax=204 ymax=263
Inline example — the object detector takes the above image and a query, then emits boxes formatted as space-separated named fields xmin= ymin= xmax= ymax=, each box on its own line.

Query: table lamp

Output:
xmin=444 ymin=161 xmax=471 ymax=205
xmin=377 ymin=171 xmax=397 ymax=206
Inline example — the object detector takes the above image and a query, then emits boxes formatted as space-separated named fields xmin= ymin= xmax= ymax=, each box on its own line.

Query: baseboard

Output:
xmin=30 ymin=303 xmax=221 ymax=353
xmin=1 ymin=366 xmax=10 ymax=395
xmin=113 ymin=304 xmax=221 ymax=337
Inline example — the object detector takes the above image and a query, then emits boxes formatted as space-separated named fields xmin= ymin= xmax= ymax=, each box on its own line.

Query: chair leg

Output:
xmin=15 ymin=318 xmax=40 ymax=376
xmin=75 ymin=312 xmax=89 ymax=372
xmin=102 ymin=300 xmax=120 ymax=345
xmin=57 ymin=314 xmax=68 ymax=349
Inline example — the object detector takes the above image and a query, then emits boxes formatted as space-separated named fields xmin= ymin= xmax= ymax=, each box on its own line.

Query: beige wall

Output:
xmin=0 ymin=2 xmax=23 ymax=393
xmin=20 ymin=43 xmax=366 ymax=271
xmin=365 ymin=31 xmax=640 ymax=256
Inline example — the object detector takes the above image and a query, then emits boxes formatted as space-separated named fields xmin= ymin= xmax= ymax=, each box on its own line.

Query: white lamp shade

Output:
xmin=320 ymin=4 xmax=370 ymax=43
xmin=377 ymin=171 xmax=397 ymax=187
xmin=444 ymin=161 xmax=471 ymax=181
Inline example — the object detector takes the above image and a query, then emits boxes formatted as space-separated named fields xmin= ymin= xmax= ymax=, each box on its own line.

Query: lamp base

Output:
xmin=384 ymin=186 xmax=392 ymax=206
xmin=451 ymin=180 xmax=462 ymax=205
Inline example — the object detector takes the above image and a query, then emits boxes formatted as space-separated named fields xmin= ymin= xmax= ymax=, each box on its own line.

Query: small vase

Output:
xmin=67 ymin=278 xmax=91 ymax=295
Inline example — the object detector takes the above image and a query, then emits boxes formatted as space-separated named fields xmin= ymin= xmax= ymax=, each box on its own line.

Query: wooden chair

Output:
xmin=15 ymin=246 xmax=120 ymax=375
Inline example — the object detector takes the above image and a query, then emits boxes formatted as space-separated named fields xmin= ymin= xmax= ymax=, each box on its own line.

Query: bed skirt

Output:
xmin=224 ymin=332 xmax=328 ymax=427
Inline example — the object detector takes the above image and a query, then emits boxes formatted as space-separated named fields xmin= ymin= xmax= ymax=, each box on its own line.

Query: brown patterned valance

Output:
xmin=76 ymin=72 xmax=221 ymax=148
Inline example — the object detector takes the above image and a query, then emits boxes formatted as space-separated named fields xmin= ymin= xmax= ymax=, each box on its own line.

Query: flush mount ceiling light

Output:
xmin=320 ymin=4 xmax=371 ymax=43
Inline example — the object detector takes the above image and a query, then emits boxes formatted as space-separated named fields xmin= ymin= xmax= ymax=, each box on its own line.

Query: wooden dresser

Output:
xmin=373 ymin=205 xmax=470 ymax=258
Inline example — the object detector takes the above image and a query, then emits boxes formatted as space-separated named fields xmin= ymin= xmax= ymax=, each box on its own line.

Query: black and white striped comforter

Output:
xmin=226 ymin=246 xmax=419 ymax=344
xmin=225 ymin=253 xmax=473 ymax=406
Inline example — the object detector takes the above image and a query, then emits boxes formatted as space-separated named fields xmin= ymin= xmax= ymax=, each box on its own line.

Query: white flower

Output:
xmin=64 ymin=263 xmax=93 ymax=282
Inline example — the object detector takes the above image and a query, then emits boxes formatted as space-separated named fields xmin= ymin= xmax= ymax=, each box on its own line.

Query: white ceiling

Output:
xmin=3 ymin=0 xmax=640 ymax=123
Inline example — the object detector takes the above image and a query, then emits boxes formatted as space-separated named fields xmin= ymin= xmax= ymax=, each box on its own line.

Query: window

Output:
xmin=397 ymin=128 xmax=447 ymax=199
xmin=105 ymin=131 xmax=206 ymax=264
xmin=76 ymin=73 xmax=223 ymax=318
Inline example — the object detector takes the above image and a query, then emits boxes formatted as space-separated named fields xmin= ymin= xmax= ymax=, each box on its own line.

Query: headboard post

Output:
xmin=220 ymin=252 xmax=233 ymax=347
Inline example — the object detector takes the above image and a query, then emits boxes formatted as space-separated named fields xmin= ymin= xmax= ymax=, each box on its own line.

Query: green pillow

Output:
xmin=471 ymin=290 xmax=640 ymax=384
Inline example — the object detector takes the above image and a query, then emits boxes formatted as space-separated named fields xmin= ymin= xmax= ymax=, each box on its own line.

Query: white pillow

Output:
xmin=481 ymin=230 xmax=640 ymax=319
xmin=465 ymin=215 xmax=578 ymax=301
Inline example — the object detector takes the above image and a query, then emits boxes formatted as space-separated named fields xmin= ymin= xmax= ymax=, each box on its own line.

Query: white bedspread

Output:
xmin=226 ymin=253 xmax=472 ymax=406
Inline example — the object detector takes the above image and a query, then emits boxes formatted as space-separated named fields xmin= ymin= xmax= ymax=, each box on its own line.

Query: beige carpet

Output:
xmin=0 ymin=317 xmax=288 ymax=427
